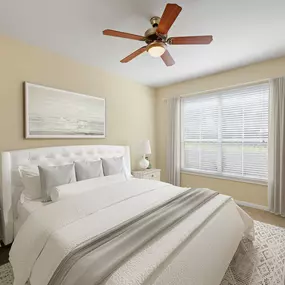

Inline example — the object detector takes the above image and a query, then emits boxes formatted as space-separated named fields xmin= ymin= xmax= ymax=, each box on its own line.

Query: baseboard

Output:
xmin=235 ymin=200 xmax=269 ymax=212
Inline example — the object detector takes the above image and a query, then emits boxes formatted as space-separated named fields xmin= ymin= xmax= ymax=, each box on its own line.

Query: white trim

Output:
xmin=162 ymin=80 xmax=270 ymax=101
xmin=235 ymin=200 xmax=269 ymax=211
xmin=181 ymin=169 xmax=268 ymax=186
xmin=179 ymin=79 xmax=270 ymax=99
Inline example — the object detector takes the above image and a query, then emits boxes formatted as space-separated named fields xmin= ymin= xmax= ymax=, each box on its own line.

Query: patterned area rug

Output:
xmin=222 ymin=221 xmax=285 ymax=285
xmin=0 ymin=263 xmax=13 ymax=284
xmin=0 ymin=221 xmax=284 ymax=285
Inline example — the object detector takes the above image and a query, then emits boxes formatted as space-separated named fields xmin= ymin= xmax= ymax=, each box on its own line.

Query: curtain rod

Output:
xmin=162 ymin=77 xmax=270 ymax=101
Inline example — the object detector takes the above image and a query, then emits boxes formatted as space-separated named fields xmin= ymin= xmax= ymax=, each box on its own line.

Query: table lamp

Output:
xmin=139 ymin=140 xmax=151 ymax=169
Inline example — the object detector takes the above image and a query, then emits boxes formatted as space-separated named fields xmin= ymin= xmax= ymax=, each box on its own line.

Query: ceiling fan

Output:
xmin=102 ymin=3 xmax=213 ymax=66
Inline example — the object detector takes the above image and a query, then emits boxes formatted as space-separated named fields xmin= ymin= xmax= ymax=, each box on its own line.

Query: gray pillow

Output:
xmin=75 ymin=160 xmax=103 ymax=181
xmin=101 ymin=157 xmax=124 ymax=176
xmin=38 ymin=164 xmax=76 ymax=202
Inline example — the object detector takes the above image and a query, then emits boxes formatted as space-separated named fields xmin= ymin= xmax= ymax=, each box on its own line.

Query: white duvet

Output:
xmin=10 ymin=178 xmax=253 ymax=285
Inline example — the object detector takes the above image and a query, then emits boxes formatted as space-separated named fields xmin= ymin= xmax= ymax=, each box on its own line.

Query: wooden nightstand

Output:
xmin=132 ymin=169 xmax=161 ymax=181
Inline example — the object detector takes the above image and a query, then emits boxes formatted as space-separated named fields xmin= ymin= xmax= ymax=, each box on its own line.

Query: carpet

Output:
xmin=222 ymin=221 xmax=285 ymax=285
xmin=1 ymin=221 xmax=285 ymax=285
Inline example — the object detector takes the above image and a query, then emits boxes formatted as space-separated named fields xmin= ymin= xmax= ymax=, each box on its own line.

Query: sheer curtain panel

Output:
xmin=166 ymin=97 xmax=180 ymax=186
xmin=268 ymin=77 xmax=285 ymax=216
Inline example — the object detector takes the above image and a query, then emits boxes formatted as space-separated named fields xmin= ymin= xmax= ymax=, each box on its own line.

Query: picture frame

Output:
xmin=24 ymin=82 xmax=106 ymax=139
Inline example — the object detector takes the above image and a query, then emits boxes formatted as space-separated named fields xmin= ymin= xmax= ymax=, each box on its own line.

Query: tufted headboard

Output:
xmin=0 ymin=145 xmax=131 ymax=245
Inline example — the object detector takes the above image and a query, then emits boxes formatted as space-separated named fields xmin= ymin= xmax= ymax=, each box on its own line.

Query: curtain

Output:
xmin=166 ymin=97 xmax=180 ymax=186
xmin=268 ymin=77 xmax=285 ymax=216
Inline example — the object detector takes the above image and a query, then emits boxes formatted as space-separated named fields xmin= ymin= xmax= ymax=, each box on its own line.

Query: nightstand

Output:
xmin=132 ymin=169 xmax=161 ymax=181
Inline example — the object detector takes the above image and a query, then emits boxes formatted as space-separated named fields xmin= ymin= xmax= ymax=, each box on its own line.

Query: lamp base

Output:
xmin=139 ymin=156 xmax=149 ymax=170
xmin=146 ymin=156 xmax=152 ymax=169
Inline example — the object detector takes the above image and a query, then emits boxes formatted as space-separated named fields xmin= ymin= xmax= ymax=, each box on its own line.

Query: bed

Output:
xmin=0 ymin=145 xmax=254 ymax=285
xmin=15 ymin=198 xmax=51 ymax=235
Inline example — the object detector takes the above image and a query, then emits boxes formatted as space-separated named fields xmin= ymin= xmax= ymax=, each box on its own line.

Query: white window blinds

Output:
xmin=181 ymin=82 xmax=269 ymax=182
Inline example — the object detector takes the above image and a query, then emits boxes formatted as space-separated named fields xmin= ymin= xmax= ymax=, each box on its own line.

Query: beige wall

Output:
xmin=156 ymin=56 xmax=285 ymax=206
xmin=2 ymin=33 xmax=285 ymax=206
xmin=0 ymin=35 xmax=156 ymax=169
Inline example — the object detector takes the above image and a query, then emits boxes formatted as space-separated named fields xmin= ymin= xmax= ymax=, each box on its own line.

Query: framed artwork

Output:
xmin=24 ymin=82 xmax=105 ymax=138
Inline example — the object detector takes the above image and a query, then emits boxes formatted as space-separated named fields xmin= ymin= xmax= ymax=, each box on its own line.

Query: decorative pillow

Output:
xmin=101 ymin=157 xmax=125 ymax=176
xmin=75 ymin=160 xmax=103 ymax=181
xmin=38 ymin=164 xmax=76 ymax=202
xmin=50 ymin=173 xmax=127 ymax=202
xmin=18 ymin=165 xmax=42 ymax=200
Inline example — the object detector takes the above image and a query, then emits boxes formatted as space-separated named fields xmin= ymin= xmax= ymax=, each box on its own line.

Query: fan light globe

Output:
xmin=147 ymin=42 xmax=166 ymax=57
xmin=148 ymin=46 xmax=165 ymax=57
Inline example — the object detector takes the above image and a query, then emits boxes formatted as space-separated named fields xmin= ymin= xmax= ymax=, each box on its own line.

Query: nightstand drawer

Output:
xmin=132 ymin=169 xmax=161 ymax=181
xmin=144 ymin=172 xmax=160 ymax=181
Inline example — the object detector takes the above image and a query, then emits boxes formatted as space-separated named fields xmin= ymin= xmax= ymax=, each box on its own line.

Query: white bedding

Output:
xmin=16 ymin=174 xmax=128 ymax=227
xmin=10 ymin=179 xmax=253 ymax=285
xmin=17 ymin=199 xmax=47 ymax=223
xmin=15 ymin=198 xmax=51 ymax=235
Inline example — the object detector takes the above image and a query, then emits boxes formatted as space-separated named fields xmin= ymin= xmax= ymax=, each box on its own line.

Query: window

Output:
xmin=181 ymin=82 xmax=269 ymax=182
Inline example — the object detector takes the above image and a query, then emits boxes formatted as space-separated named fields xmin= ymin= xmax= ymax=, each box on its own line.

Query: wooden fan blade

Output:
xmin=157 ymin=3 xmax=182 ymax=35
xmin=169 ymin=35 xmax=213 ymax=45
xmin=161 ymin=49 xmax=175 ymax=66
xmin=103 ymin=29 xmax=144 ymax=41
xmin=121 ymin=46 xmax=147 ymax=63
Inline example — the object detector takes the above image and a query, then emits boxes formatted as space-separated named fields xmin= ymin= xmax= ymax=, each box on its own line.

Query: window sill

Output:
xmin=180 ymin=169 xmax=268 ymax=186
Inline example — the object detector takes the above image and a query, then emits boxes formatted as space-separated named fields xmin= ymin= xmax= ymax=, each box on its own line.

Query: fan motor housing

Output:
xmin=144 ymin=28 xmax=158 ymax=42
xmin=150 ymin=16 xmax=160 ymax=27
xmin=145 ymin=17 xmax=167 ymax=44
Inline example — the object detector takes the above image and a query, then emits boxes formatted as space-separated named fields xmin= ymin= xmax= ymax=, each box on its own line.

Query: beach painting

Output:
xmin=24 ymin=83 xmax=105 ymax=138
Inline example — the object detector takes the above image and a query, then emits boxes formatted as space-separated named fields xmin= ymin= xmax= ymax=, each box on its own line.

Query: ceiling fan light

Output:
xmin=147 ymin=42 xmax=166 ymax=57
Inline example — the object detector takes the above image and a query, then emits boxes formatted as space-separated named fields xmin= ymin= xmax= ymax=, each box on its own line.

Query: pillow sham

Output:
xmin=101 ymin=156 xmax=125 ymax=176
xmin=38 ymin=163 xmax=76 ymax=202
xmin=75 ymin=160 xmax=103 ymax=181
xmin=50 ymin=173 xmax=127 ymax=202
xmin=18 ymin=165 xmax=42 ymax=200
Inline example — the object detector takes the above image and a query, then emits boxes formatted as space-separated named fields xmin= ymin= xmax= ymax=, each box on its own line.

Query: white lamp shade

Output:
xmin=141 ymin=140 xmax=151 ymax=155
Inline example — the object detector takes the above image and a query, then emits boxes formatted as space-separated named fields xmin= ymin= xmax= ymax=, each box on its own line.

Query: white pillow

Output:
xmin=50 ymin=173 xmax=127 ymax=202
xmin=101 ymin=157 xmax=125 ymax=176
xmin=38 ymin=164 xmax=77 ymax=202
xmin=75 ymin=160 xmax=103 ymax=181
xmin=18 ymin=165 xmax=42 ymax=200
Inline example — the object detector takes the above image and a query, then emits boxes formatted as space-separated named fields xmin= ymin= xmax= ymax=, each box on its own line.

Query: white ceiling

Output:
xmin=0 ymin=0 xmax=285 ymax=87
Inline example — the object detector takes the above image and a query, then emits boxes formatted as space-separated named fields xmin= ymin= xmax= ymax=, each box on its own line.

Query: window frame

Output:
xmin=180 ymin=82 xmax=269 ymax=185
